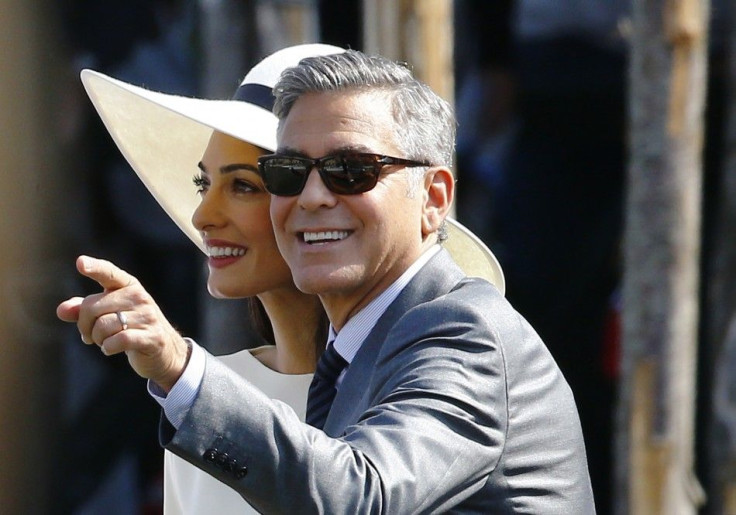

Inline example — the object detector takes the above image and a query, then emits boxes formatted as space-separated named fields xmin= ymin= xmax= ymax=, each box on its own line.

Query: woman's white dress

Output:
xmin=163 ymin=348 xmax=312 ymax=514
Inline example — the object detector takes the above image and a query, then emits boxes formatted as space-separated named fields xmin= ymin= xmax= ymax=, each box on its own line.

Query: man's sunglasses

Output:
xmin=257 ymin=152 xmax=431 ymax=196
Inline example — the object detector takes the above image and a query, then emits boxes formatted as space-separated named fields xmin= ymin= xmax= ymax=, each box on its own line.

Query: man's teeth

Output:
xmin=207 ymin=246 xmax=246 ymax=257
xmin=303 ymin=230 xmax=349 ymax=243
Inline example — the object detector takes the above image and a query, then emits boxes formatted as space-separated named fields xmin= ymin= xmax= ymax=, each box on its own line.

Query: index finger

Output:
xmin=76 ymin=255 xmax=138 ymax=292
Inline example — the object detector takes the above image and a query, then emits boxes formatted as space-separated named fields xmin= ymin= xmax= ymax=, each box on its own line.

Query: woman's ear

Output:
xmin=421 ymin=166 xmax=455 ymax=237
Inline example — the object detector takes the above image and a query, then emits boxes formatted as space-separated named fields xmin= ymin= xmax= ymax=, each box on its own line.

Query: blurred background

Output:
xmin=1 ymin=0 xmax=735 ymax=513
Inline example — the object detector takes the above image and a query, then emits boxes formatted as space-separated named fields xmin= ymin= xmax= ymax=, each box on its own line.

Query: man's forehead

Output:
xmin=286 ymin=90 xmax=391 ymax=122
xmin=277 ymin=90 xmax=398 ymax=155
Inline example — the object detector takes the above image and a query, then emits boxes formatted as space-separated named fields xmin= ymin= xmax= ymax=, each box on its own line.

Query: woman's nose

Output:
xmin=192 ymin=190 xmax=225 ymax=231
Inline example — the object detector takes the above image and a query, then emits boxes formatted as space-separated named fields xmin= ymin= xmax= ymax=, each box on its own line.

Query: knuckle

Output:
xmin=115 ymin=330 xmax=130 ymax=346
xmin=140 ymin=311 xmax=157 ymax=325
xmin=129 ymin=289 xmax=148 ymax=304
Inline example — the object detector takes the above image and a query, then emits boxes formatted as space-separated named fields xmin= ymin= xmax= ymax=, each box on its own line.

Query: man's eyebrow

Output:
xmin=197 ymin=161 xmax=258 ymax=174
xmin=276 ymin=144 xmax=374 ymax=157
xmin=275 ymin=147 xmax=307 ymax=158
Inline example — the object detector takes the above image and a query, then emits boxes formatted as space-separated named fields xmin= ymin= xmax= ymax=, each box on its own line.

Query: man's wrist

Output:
xmin=157 ymin=337 xmax=193 ymax=393
xmin=149 ymin=339 xmax=206 ymax=430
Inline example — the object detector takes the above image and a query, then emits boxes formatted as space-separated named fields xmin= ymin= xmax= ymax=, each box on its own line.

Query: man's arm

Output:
xmin=165 ymin=292 xmax=509 ymax=513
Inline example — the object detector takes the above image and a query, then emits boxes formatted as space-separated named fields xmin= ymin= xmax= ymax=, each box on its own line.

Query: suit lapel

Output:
xmin=324 ymin=249 xmax=465 ymax=435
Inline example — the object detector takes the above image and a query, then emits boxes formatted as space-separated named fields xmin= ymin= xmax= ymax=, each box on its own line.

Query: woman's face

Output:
xmin=192 ymin=131 xmax=294 ymax=298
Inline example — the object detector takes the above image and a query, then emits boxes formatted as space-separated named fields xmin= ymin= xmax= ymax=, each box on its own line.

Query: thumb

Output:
xmin=76 ymin=255 xmax=138 ymax=292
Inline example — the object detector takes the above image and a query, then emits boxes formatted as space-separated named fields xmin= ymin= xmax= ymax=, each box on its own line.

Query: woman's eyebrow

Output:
xmin=197 ymin=161 xmax=258 ymax=174
xmin=220 ymin=163 xmax=259 ymax=174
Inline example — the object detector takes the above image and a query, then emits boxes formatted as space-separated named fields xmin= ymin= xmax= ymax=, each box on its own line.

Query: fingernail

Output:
xmin=78 ymin=256 xmax=89 ymax=271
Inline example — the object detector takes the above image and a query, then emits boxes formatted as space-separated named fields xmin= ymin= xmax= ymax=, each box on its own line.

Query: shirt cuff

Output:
xmin=148 ymin=338 xmax=206 ymax=430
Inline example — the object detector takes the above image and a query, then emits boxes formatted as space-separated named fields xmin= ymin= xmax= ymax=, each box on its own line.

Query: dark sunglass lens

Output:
xmin=263 ymin=157 xmax=308 ymax=196
xmin=321 ymin=156 xmax=378 ymax=194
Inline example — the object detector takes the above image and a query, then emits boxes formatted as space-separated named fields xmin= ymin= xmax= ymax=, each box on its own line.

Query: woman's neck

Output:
xmin=255 ymin=287 xmax=323 ymax=374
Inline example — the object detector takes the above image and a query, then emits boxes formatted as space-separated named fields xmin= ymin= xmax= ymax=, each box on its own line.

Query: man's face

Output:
xmin=269 ymin=90 xmax=430 ymax=327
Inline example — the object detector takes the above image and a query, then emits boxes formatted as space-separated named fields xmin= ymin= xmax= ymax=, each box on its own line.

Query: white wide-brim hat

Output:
xmin=81 ymin=43 xmax=505 ymax=294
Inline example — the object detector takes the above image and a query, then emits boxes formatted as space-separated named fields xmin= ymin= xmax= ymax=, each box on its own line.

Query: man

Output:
xmin=61 ymin=50 xmax=594 ymax=512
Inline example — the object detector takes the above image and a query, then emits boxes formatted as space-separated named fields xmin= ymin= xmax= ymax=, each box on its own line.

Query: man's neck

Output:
xmin=321 ymin=243 xmax=439 ymax=331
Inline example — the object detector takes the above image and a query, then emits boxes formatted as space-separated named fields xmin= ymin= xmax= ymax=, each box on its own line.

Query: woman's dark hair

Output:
xmin=247 ymin=297 xmax=328 ymax=363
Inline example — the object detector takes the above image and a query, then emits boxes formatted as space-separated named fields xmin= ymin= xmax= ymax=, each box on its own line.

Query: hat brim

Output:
xmin=445 ymin=218 xmax=505 ymax=293
xmin=82 ymin=69 xmax=505 ymax=294
xmin=81 ymin=69 xmax=277 ymax=254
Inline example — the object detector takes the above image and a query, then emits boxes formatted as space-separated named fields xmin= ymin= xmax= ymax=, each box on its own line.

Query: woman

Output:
xmin=59 ymin=44 xmax=505 ymax=514
xmin=63 ymin=44 xmax=341 ymax=514
xmin=169 ymin=127 xmax=331 ymax=511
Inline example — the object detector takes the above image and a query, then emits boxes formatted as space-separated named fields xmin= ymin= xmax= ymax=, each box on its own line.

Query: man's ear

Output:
xmin=421 ymin=166 xmax=455 ymax=236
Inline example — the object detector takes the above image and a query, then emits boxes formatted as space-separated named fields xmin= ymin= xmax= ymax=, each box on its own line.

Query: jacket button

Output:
xmin=225 ymin=457 xmax=239 ymax=473
xmin=216 ymin=452 xmax=229 ymax=469
xmin=234 ymin=466 xmax=248 ymax=479
xmin=203 ymin=449 xmax=217 ymax=463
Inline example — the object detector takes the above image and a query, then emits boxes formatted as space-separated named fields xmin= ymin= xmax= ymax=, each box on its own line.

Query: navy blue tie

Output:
xmin=306 ymin=344 xmax=348 ymax=429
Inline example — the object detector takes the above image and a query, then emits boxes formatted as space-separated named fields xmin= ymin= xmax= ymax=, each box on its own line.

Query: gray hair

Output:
xmin=272 ymin=50 xmax=456 ymax=168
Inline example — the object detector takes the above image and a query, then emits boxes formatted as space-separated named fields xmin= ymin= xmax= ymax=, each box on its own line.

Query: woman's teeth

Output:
xmin=207 ymin=246 xmax=246 ymax=257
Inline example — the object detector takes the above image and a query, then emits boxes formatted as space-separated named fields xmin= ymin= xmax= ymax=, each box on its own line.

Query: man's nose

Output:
xmin=297 ymin=166 xmax=338 ymax=209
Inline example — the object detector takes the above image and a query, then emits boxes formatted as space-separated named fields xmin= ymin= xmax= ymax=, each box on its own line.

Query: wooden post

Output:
xmin=0 ymin=1 xmax=68 ymax=512
xmin=617 ymin=0 xmax=709 ymax=512
xmin=362 ymin=0 xmax=454 ymax=102
xmin=362 ymin=1 xmax=402 ymax=61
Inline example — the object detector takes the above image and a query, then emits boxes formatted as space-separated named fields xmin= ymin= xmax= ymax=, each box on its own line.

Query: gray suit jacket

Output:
xmin=163 ymin=249 xmax=595 ymax=513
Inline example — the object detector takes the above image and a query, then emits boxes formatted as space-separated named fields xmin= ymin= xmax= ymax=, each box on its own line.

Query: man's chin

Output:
xmin=292 ymin=267 xmax=362 ymax=296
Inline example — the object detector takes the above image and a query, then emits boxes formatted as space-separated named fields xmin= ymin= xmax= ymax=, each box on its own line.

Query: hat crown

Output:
xmin=241 ymin=43 xmax=345 ymax=88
